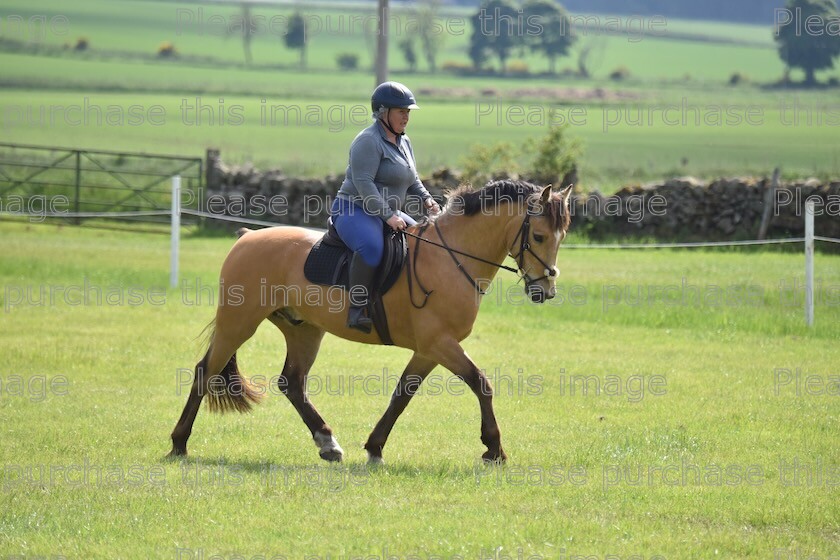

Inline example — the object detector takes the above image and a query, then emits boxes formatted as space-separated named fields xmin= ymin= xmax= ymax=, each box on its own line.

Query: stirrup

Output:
xmin=347 ymin=306 xmax=372 ymax=333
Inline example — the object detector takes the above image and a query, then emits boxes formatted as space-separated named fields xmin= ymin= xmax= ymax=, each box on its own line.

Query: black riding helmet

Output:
xmin=371 ymin=81 xmax=419 ymax=113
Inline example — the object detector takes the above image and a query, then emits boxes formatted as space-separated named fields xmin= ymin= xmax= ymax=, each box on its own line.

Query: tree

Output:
xmin=523 ymin=0 xmax=576 ymax=74
xmin=285 ymin=12 xmax=307 ymax=69
xmin=775 ymin=0 xmax=840 ymax=85
xmin=468 ymin=25 xmax=490 ymax=70
xmin=576 ymin=37 xmax=606 ymax=78
xmin=469 ymin=0 xmax=520 ymax=72
xmin=414 ymin=0 xmax=445 ymax=73
xmin=228 ymin=4 xmax=256 ymax=66
xmin=398 ymin=37 xmax=418 ymax=72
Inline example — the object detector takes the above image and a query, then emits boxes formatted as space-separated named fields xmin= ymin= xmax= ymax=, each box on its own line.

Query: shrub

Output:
xmin=74 ymin=37 xmax=89 ymax=51
xmin=828 ymin=76 xmax=839 ymax=87
xmin=336 ymin=53 xmax=359 ymax=71
xmin=609 ymin=66 xmax=631 ymax=81
xmin=459 ymin=142 xmax=521 ymax=186
xmin=507 ymin=60 xmax=529 ymax=76
xmin=729 ymin=72 xmax=748 ymax=86
xmin=441 ymin=60 xmax=474 ymax=75
xmin=158 ymin=41 xmax=177 ymax=58
xmin=526 ymin=119 xmax=582 ymax=187
xmin=459 ymin=115 xmax=582 ymax=188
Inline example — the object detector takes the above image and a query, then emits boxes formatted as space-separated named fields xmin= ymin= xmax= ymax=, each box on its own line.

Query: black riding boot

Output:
xmin=347 ymin=252 xmax=376 ymax=333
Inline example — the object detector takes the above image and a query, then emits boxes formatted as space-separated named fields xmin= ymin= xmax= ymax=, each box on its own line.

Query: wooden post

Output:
xmin=757 ymin=167 xmax=780 ymax=240
xmin=375 ymin=0 xmax=388 ymax=86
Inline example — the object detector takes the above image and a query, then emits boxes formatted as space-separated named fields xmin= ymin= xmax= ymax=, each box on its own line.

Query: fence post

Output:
xmin=757 ymin=167 xmax=780 ymax=240
xmin=805 ymin=197 xmax=814 ymax=328
xmin=74 ymin=151 xmax=81 ymax=225
xmin=171 ymin=175 xmax=181 ymax=288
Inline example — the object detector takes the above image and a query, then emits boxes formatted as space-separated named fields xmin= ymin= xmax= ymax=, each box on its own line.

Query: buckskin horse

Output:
xmin=168 ymin=180 xmax=572 ymax=464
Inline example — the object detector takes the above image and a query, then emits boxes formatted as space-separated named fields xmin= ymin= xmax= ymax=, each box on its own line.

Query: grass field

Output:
xmin=0 ymin=0 xmax=785 ymax=79
xmin=1 ymin=221 xmax=838 ymax=558
xmin=3 ymin=87 xmax=838 ymax=183
xmin=2 ymin=1 xmax=839 ymax=558
xmin=2 ymin=0 xmax=838 ymax=188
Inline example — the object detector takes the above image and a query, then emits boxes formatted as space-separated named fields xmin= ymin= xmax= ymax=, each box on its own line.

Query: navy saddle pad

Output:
xmin=303 ymin=222 xmax=406 ymax=296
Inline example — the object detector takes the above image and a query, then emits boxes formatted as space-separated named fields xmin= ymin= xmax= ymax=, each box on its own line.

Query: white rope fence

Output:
xmin=563 ymin=238 xmax=807 ymax=249
xmin=0 ymin=210 xmax=172 ymax=219
xmin=3 ymin=176 xmax=837 ymax=327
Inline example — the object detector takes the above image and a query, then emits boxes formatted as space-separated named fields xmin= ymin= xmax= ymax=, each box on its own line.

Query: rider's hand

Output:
xmin=425 ymin=199 xmax=441 ymax=216
xmin=387 ymin=214 xmax=407 ymax=231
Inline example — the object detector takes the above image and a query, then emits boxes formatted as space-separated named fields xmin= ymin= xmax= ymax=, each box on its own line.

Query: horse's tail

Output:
xmin=198 ymin=319 xmax=264 ymax=414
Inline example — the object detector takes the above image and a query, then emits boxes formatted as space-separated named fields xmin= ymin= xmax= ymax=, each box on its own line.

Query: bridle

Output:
xmin=403 ymin=200 xmax=558 ymax=307
xmin=508 ymin=201 xmax=559 ymax=287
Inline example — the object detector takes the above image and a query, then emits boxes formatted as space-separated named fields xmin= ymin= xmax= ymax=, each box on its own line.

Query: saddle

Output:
xmin=303 ymin=220 xmax=407 ymax=345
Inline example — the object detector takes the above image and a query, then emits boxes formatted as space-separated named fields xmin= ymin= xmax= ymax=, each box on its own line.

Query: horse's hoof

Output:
xmin=165 ymin=449 xmax=187 ymax=461
xmin=367 ymin=453 xmax=385 ymax=468
xmin=482 ymin=449 xmax=507 ymax=465
xmin=314 ymin=432 xmax=344 ymax=462
xmin=319 ymin=449 xmax=344 ymax=462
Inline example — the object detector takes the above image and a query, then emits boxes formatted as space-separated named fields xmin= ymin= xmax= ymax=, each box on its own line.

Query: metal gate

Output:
xmin=0 ymin=142 xmax=203 ymax=225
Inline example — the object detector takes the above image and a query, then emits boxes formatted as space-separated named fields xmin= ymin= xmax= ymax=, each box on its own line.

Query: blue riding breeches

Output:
xmin=330 ymin=197 xmax=416 ymax=268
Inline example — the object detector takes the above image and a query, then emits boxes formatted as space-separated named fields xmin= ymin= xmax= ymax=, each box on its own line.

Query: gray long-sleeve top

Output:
xmin=336 ymin=121 xmax=433 ymax=220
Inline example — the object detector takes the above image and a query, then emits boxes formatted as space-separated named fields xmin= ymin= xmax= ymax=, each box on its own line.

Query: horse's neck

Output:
xmin=434 ymin=210 xmax=515 ymax=283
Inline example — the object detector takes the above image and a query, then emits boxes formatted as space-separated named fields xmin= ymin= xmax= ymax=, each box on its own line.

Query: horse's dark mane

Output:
xmin=445 ymin=179 xmax=570 ymax=231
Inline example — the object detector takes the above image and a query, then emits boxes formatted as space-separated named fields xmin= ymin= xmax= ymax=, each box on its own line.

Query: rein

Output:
xmin=403 ymin=203 xmax=557 ymax=302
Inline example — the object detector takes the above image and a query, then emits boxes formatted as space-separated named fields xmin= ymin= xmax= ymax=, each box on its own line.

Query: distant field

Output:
xmin=0 ymin=0 xmax=791 ymax=80
xmin=2 ymin=88 xmax=838 ymax=185
xmin=0 ymin=0 xmax=837 ymax=186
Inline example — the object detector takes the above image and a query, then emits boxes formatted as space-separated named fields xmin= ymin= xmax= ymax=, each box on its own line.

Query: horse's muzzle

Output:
xmin=526 ymin=283 xmax=556 ymax=303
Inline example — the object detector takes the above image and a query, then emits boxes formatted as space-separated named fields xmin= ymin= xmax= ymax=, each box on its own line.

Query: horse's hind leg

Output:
xmin=270 ymin=318 xmax=343 ymax=462
xmin=168 ymin=351 xmax=207 ymax=457
xmin=169 ymin=316 xmax=263 ymax=457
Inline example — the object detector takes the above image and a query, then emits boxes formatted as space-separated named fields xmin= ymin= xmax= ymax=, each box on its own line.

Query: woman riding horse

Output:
xmin=331 ymin=81 xmax=441 ymax=332
xmin=167 ymin=85 xmax=573 ymax=465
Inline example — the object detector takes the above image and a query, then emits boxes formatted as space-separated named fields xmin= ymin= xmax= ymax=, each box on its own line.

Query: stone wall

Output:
xmin=203 ymin=153 xmax=839 ymax=240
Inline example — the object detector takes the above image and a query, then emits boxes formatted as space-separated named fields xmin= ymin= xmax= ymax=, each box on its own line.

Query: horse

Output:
xmin=168 ymin=180 xmax=572 ymax=465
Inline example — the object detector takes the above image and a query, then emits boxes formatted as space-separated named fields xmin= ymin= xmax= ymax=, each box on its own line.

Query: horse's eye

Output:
xmin=533 ymin=234 xmax=545 ymax=243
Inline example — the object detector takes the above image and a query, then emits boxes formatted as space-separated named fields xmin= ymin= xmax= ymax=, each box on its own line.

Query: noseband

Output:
xmin=508 ymin=202 xmax=558 ymax=289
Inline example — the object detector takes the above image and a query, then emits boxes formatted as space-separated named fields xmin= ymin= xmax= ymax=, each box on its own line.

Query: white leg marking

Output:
xmin=313 ymin=431 xmax=344 ymax=456
xmin=367 ymin=452 xmax=385 ymax=466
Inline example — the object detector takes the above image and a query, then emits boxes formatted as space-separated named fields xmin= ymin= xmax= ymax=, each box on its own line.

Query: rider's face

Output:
xmin=387 ymin=108 xmax=410 ymax=134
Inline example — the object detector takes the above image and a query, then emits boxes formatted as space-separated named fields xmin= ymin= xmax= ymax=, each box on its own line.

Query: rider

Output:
xmin=331 ymin=81 xmax=441 ymax=333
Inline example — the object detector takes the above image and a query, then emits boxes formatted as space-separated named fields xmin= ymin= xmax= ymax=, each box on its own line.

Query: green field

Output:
xmin=2 ymin=2 xmax=839 ymax=558
xmin=2 ymin=0 xmax=839 ymax=188
xmin=1 ymin=221 xmax=838 ymax=557
xmin=2 ymin=85 xmax=839 ymax=185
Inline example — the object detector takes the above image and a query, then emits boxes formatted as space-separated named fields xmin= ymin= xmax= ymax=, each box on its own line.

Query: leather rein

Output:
xmin=402 ymin=203 xmax=557 ymax=308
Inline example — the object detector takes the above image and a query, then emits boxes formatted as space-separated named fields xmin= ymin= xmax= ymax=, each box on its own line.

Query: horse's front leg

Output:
xmin=364 ymin=353 xmax=437 ymax=465
xmin=428 ymin=339 xmax=507 ymax=463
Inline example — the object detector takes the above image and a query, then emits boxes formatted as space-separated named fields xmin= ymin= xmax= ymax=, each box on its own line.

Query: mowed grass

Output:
xmin=1 ymin=221 xmax=838 ymax=558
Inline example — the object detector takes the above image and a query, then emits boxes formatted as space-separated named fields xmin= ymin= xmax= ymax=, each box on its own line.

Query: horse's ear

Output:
xmin=540 ymin=184 xmax=553 ymax=204
xmin=560 ymin=185 xmax=573 ymax=207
